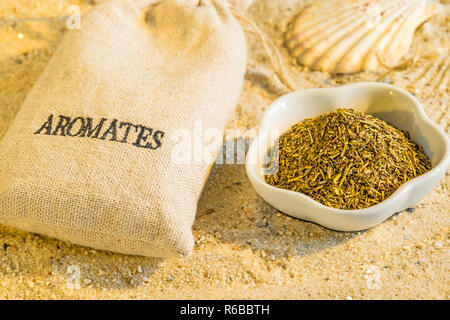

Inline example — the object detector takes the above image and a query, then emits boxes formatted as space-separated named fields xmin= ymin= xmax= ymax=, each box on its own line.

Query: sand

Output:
xmin=0 ymin=0 xmax=448 ymax=299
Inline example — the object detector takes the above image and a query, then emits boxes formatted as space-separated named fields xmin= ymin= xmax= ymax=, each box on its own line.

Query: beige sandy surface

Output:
xmin=0 ymin=0 xmax=449 ymax=299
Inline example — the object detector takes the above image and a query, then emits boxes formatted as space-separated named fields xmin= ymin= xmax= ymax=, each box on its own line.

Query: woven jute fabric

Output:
xmin=0 ymin=0 xmax=247 ymax=257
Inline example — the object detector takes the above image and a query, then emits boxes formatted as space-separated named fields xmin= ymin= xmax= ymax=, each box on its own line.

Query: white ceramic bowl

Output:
xmin=246 ymin=82 xmax=450 ymax=231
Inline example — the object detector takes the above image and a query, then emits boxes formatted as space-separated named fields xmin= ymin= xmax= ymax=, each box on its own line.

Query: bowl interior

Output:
xmin=259 ymin=83 xmax=448 ymax=169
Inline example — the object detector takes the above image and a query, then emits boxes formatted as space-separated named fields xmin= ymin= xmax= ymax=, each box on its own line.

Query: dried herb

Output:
xmin=264 ymin=108 xmax=432 ymax=210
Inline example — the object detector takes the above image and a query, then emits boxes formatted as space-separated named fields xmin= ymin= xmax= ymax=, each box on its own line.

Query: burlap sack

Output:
xmin=0 ymin=0 xmax=246 ymax=257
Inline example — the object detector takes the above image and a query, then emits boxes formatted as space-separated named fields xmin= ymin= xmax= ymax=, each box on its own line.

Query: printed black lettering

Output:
xmin=34 ymin=114 xmax=54 ymax=135
xmin=66 ymin=117 xmax=86 ymax=137
xmin=133 ymin=125 xmax=154 ymax=149
xmin=33 ymin=114 xmax=165 ymax=150
xmin=100 ymin=119 xmax=119 ymax=141
xmin=152 ymin=130 xmax=165 ymax=150
xmin=119 ymin=122 xmax=138 ymax=143
xmin=52 ymin=115 xmax=72 ymax=136
xmin=79 ymin=117 xmax=107 ymax=139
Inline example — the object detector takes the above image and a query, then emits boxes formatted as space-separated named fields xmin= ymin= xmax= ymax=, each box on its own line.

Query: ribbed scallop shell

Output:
xmin=402 ymin=55 xmax=450 ymax=130
xmin=406 ymin=55 xmax=450 ymax=90
xmin=285 ymin=0 xmax=443 ymax=74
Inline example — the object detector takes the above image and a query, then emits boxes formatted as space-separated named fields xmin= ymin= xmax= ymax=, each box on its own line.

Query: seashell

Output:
xmin=285 ymin=0 xmax=444 ymax=74
xmin=384 ymin=53 xmax=449 ymax=130
xmin=407 ymin=55 xmax=450 ymax=92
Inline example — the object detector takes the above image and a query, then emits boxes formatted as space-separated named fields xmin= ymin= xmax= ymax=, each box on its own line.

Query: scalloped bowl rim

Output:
xmin=246 ymin=82 xmax=450 ymax=220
